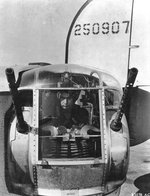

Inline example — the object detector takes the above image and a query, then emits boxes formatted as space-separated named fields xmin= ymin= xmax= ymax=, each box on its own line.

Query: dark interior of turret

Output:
xmin=18 ymin=90 xmax=33 ymax=107
xmin=38 ymin=89 xmax=101 ymax=160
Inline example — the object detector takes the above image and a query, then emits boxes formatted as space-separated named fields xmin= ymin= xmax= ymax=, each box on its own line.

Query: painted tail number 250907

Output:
xmin=74 ymin=21 xmax=130 ymax=36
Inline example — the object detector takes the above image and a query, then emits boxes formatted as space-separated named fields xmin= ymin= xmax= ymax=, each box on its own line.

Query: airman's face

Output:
xmin=60 ymin=92 xmax=74 ymax=110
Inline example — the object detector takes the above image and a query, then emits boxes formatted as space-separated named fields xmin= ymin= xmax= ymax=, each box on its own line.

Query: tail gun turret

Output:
xmin=110 ymin=67 xmax=138 ymax=132
xmin=5 ymin=68 xmax=29 ymax=133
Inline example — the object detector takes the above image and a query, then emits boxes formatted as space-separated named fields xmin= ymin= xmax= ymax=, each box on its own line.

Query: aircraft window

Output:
xmin=39 ymin=71 xmax=60 ymax=87
xmin=101 ymin=72 xmax=122 ymax=90
xmin=105 ymin=89 xmax=121 ymax=123
xmin=38 ymin=89 xmax=101 ymax=160
xmin=38 ymin=71 xmax=99 ymax=88
xmin=105 ymin=89 xmax=121 ymax=107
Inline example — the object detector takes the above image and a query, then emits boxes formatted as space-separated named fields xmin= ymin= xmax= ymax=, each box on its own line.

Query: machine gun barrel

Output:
xmin=110 ymin=67 xmax=138 ymax=132
xmin=5 ymin=68 xmax=28 ymax=133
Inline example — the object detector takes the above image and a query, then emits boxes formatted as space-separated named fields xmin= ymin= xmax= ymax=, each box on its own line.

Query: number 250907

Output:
xmin=74 ymin=21 xmax=130 ymax=36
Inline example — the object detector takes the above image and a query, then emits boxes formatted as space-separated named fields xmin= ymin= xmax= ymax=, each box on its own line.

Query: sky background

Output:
xmin=0 ymin=0 xmax=150 ymax=89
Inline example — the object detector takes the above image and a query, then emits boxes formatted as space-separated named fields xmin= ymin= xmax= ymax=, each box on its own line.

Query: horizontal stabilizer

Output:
xmin=125 ymin=87 xmax=150 ymax=146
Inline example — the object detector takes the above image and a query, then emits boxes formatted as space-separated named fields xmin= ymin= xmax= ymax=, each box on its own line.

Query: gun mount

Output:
xmin=5 ymin=68 xmax=29 ymax=133
xmin=110 ymin=67 xmax=138 ymax=132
